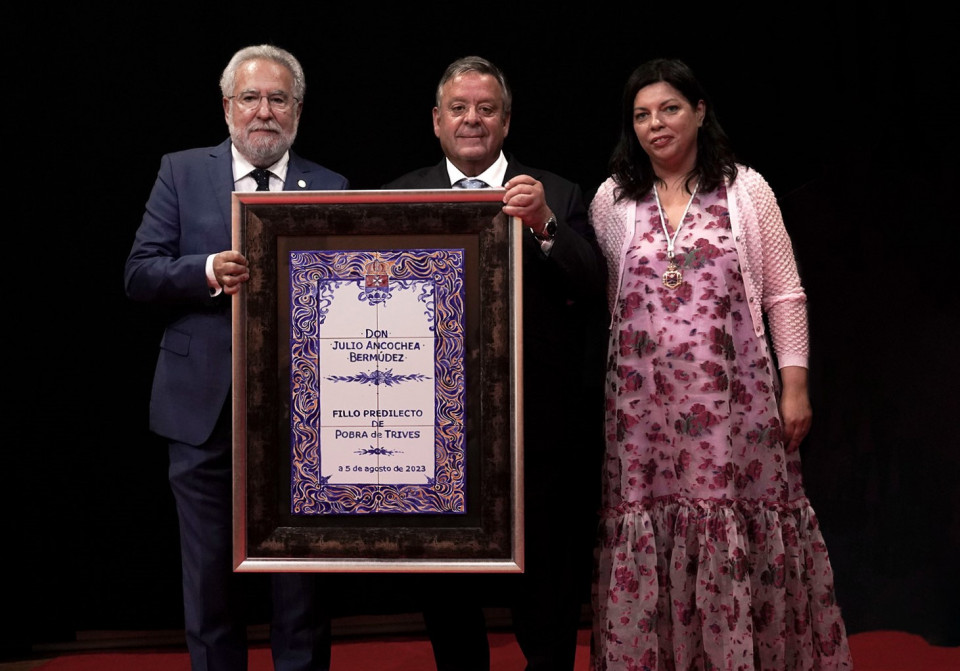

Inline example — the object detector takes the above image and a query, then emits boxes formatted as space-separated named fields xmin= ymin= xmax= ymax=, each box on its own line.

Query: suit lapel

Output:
xmin=210 ymin=139 xmax=235 ymax=242
xmin=212 ymin=145 xmax=314 ymax=242
xmin=285 ymin=151 xmax=311 ymax=190
xmin=503 ymin=154 xmax=526 ymax=182
xmin=431 ymin=160 xmax=452 ymax=188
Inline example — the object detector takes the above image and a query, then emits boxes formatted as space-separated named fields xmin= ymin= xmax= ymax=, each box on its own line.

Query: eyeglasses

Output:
xmin=228 ymin=91 xmax=300 ymax=112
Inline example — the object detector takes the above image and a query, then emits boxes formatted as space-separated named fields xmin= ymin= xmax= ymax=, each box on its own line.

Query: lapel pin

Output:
xmin=298 ymin=179 xmax=307 ymax=188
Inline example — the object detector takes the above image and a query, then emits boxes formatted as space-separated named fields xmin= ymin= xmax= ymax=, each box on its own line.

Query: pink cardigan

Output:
xmin=588 ymin=166 xmax=809 ymax=369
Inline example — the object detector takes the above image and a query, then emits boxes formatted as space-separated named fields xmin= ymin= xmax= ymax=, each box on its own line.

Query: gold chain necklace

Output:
xmin=653 ymin=179 xmax=699 ymax=290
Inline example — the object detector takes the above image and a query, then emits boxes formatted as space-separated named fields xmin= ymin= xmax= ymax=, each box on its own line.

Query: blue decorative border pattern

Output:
xmin=288 ymin=248 xmax=466 ymax=515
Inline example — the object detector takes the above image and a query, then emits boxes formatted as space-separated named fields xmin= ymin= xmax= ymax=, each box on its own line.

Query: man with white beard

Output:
xmin=124 ymin=44 xmax=348 ymax=671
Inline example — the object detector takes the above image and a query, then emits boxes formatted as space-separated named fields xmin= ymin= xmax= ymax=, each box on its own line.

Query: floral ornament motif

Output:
xmin=325 ymin=369 xmax=430 ymax=386
xmin=621 ymin=328 xmax=657 ymax=358
xmin=708 ymin=325 xmax=736 ymax=361
xmin=355 ymin=446 xmax=402 ymax=456
xmin=674 ymin=402 xmax=720 ymax=437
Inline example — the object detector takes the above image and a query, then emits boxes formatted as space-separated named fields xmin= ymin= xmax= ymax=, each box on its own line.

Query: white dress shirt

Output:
xmin=206 ymin=145 xmax=291 ymax=294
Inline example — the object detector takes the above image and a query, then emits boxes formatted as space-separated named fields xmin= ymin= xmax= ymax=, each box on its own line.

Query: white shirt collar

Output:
xmin=445 ymin=151 xmax=508 ymax=187
xmin=231 ymin=144 xmax=290 ymax=191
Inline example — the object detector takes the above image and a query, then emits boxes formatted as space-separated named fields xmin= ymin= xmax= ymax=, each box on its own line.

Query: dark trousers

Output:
xmin=168 ymin=404 xmax=331 ymax=671
xmin=423 ymin=533 xmax=586 ymax=671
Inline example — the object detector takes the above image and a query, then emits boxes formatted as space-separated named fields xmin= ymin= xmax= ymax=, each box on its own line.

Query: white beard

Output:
xmin=228 ymin=119 xmax=297 ymax=166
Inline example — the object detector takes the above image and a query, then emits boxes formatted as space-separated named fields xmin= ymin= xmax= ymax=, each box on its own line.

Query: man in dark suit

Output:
xmin=124 ymin=44 xmax=348 ymax=671
xmin=384 ymin=55 xmax=608 ymax=671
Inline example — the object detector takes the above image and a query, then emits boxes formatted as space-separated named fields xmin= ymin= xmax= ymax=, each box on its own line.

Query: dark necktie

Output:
xmin=251 ymin=168 xmax=272 ymax=191
xmin=454 ymin=177 xmax=488 ymax=189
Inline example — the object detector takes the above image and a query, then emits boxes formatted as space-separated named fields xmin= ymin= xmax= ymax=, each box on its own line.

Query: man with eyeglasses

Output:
xmin=125 ymin=44 xmax=347 ymax=671
xmin=382 ymin=55 xmax=608 ymax=671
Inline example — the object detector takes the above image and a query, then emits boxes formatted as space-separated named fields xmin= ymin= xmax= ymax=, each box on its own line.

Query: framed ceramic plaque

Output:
xmin=231 ymin=189 xmax=522 ymax=572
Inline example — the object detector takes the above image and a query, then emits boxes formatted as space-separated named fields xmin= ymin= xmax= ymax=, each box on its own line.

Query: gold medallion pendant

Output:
xmin=654 ymin=179 xmax=699 ymax=292
xmin=662 ymin=260 xmax=683 ymax=289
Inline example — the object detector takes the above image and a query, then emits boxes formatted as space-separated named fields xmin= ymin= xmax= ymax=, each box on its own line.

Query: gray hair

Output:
xmin=219 ymin=44 xmax=306 ymax=100
xmin=435 ymin=55 xmax=512 ymax=114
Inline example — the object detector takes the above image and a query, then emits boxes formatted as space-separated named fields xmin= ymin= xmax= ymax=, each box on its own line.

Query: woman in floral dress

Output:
xmin=588 ymin=59 xmax=852 ymax=670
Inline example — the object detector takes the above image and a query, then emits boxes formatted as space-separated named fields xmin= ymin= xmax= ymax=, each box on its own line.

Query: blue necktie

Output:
xmin=454 ymin=177 xmax=488 ymax=189
xmin=251 ymin=168 xmax=272 ymax=191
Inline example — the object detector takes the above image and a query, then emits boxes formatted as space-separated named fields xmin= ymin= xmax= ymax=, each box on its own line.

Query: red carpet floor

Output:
xmin=27 ymin=629 xmax=960 ymax=670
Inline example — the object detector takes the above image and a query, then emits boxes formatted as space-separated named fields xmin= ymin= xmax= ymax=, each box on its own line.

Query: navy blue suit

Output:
xmin=125 ymin=138 xmax=349 ymax=671
xmin=384 ymin=157 xmax=608 ymax=670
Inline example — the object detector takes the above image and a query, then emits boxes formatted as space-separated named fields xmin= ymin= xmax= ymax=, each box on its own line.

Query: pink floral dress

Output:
xmin=594 ymin=186 xmax=851 ymax=670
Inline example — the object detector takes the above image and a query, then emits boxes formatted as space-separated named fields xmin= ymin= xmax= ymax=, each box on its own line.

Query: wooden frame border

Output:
xmin=231 ymin=189 xmax=523 ymax=573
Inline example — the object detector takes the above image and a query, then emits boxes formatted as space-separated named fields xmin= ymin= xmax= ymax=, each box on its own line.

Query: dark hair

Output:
xmin=436 ymin=55 xmax=512 ymax=114
xmin=609 ymin=58 xmax=738 ymax=202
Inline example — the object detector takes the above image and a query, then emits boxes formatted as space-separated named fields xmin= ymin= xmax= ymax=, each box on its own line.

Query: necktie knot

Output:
xmin=251 ymin=168 xmax=272 ymax=191
xmin=454 ymin=177 xmax=489 ymax=189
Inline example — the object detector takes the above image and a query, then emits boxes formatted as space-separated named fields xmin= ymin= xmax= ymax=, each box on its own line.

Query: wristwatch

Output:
xmin=533 ymin=215 xmax=557 ymax=241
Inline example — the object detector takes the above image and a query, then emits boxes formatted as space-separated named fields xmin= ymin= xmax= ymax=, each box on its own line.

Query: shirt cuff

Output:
xmin=206 ymin=254 xmax=222 ymax=297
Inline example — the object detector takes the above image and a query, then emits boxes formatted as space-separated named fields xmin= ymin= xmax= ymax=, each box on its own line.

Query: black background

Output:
xmin=5 ymin=2 xmax=957 ymax=653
